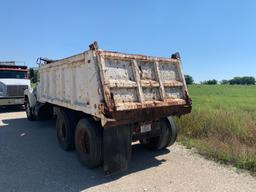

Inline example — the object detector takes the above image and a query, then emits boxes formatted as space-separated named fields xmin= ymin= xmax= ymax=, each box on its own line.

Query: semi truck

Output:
xmin=0 ymin=61 xmax=30 ymax=107
xmin=24 ymin=42 xmax=192 ymax=174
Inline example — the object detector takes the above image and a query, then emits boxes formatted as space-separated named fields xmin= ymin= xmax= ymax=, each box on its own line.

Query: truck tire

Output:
xmin=56 ymin=109 xmax=76 ymax=151
xmin=25 ymin=99 xmax=35 ymax=121
xmin=165 ymin=117 xmax=178 ymax=147
xmin=140 ymin=117 xmax=177 ymax=150
xmin=75 ymin=118 xmax=103 ymax=169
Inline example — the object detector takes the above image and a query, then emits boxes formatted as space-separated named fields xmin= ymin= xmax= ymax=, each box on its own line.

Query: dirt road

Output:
xmin=0 ymin=110 xmax=255 ymax=192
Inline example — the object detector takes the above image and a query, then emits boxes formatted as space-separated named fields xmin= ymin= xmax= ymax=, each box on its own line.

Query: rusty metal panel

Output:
xmin=97 ymin=50 xmax=189 ymax=112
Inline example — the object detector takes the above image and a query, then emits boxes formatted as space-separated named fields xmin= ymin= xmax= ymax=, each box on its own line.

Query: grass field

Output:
xmin=176 ymin=85 xmax=256 ymax=173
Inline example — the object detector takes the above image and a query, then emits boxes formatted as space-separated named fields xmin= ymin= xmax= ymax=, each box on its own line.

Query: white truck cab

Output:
xmin=0 ymin=62 xmax=30 ymax=106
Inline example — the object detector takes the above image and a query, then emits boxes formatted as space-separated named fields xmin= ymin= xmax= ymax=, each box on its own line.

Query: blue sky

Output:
xmin=0 ymin=0 xmax=255 ymax=82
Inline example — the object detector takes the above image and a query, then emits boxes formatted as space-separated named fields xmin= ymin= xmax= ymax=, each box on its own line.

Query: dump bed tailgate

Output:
xmin=97 ymin=51 xmax=190 ymax=112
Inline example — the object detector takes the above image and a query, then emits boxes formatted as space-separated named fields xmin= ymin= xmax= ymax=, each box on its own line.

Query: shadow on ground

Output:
xmin=0 ymin=105 xmax=25 ymax=113
xmin=0 ymin=116 xmax=170 ymax=192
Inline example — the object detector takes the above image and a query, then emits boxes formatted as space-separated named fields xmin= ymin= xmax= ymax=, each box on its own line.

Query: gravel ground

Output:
xmin=0 ymin=110 xmax=255 ymax=192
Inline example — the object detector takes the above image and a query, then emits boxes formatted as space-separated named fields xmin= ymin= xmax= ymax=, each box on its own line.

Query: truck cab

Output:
xmin=0 ymin=62 xmax=30 ymax=106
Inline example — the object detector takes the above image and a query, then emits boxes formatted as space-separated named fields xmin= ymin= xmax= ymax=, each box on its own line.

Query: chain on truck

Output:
xmin=24 ymin=42 xmax=192 ymax=174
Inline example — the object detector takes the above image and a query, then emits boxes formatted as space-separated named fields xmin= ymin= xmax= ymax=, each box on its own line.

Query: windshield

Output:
xmin=0 ymin=70 xmax=28 ymax=79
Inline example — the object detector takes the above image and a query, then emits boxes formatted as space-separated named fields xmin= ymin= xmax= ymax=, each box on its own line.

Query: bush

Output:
xmin=201 ymin=79 xmax=218 ymax=85
xmin=229 ymin=76 xmax=255 ymax=85
xmin=29 ymin=68 xmax=39 ymax=83
xmin=185 ymin=75 xmax=194 ymax=85
xmin=220 ymin=80 xmax=229 ymax=85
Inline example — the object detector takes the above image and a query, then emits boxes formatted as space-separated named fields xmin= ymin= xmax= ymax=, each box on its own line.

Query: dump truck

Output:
xmin=24 ymin=42 xmax=192 ymax=174
xmin=0 ymin=62 xmax=30 ymax=106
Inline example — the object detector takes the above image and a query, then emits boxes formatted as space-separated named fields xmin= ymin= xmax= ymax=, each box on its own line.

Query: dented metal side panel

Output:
xmin=37 ymin=50 xmax=104 ymax=119
xmin=96 ymin=51 xmax=190 ymax=112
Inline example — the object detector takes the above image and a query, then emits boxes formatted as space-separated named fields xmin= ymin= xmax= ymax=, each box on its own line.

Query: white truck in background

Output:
xmin=24 ymin=42 xmax=192 ymax=174
xmin=0 ymin=62 xmax=30 ymax=107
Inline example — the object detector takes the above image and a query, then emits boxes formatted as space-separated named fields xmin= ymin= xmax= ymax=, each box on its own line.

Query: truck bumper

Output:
xmin=0 ymin=97 xmax=25 ymax=106
xmin=103 ymin=104 xmax=192 ymax=127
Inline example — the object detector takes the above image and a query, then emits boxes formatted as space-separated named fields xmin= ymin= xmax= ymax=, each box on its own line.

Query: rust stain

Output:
xmin=185 ymin=90 xmax=192 ymax=106
xmin=96 ymin=47 xmax=192 ymax=126
xmin=97 ymin=50 xmax=179 ymax=63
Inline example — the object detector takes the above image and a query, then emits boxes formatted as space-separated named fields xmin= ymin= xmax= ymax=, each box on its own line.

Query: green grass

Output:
xmin=176 ymin=85 xmax=256 ymax=173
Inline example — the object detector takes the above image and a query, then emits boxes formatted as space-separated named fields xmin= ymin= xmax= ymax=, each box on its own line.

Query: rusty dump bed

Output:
xmin=38 ymin=43 xmax=191 ymax=127
xmin=97 ymin=50 xmax=191 ymax=126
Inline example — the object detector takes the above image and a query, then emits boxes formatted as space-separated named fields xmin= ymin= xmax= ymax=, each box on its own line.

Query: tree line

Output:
xmin=185 ymin=75 xmax=255 ymax=85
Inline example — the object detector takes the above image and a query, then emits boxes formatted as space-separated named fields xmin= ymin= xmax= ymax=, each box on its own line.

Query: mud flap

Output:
xmin=103 ymin=125 xmax=132 ymax=175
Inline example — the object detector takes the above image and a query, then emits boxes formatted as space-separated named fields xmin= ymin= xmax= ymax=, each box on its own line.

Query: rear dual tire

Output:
xmin=75 ymin=118 xmax=103 ymax=169
xmin=140 ymin=117 xmax=177 ymax=150
xmin=56 ymin=112 xmax=103 ymax=169
xmin=56 ymin=109 xmax=76 ymax=151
